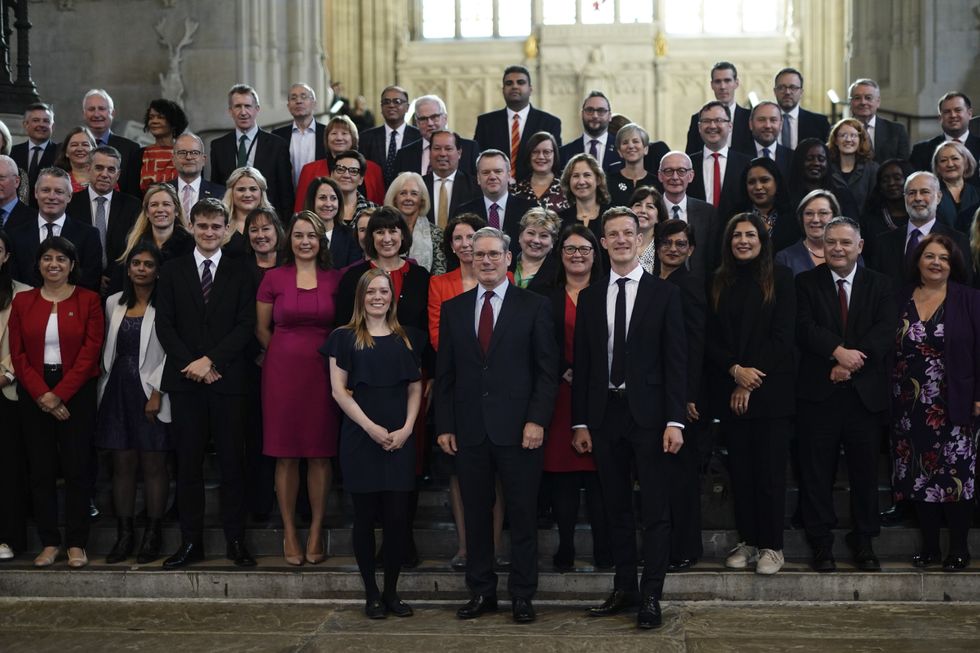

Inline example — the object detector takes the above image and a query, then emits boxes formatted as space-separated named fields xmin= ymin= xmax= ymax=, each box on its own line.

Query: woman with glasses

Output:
xmin=294 ymin=115 xmax=384 ymax=213
xmin=329 ymin=151 xmax=378 ymax=226
xmin=827 ymin=118 xmax=879 ymax=215
xmin=774 ymin=189 xmax=845 ymax=276
xmin=511 ymin=132 xmax=569 ymax=213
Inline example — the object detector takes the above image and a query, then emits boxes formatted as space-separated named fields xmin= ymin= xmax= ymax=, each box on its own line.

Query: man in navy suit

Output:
xmin=774 ymin=68 xmax=831 ymax=149
xmin=688 ymin=102 xmax=752 ymax=226
xmin=657 ymin=151 xmax=721 ymax=282
xmin=473 ymin=65 xmax=562 ymax=180
xmin=910 ymin=92 xmax=980 ymax=174
xmin=738 ymin=101 xmax=793 ymax=179
xmin=81 ymin=89 xmax=143 ymax=198
xmin=394 ymin=95 xmax=478 ymax=177
xmin=169 ymin=133 xmax=226 ymax=220
xmin=686 ymin=62 xmax=753 ymax=154
xmin=848 ymin=79 xmax=910 ymax=163
xmin=272 ymin=83 xmax=327 ymax=188
xmin=559 ymin=91 xmax=621 ymax=172
xmin=10 ymin=103 xmax=58 ymax=207
xmin=209 ymin=84 xmax=294 ymax=218
xmin=0 ymin=156 xmax=33 ymax=232
xmin=358 ymin=86 xmax=420 ymax=186
xmin=424 ymin=130 xmax=479 ymax=228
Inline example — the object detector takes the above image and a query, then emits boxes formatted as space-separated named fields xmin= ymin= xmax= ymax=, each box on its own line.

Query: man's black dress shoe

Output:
xmin=226 ymin=539 xmax=257 ymax=567
xmin=667 ymin=558 xmax=697 ymax=572
xmin=845 ymin=533 xmax=880 ymax=571
xmin=942 ymin=554 xmax=970 ymax=571
xmin=811 ymin=546 xmax=837 ymax=573
xmin=365 ymin=598 xmax=386 ymax=619
xmin=879 ymin=502 xmax=910 ymax=527
xmin=384 ymin=595 xmax=413 ymax=617
xmin=163 ymin=541 xmax=204 ymax=569
xmin=512 ymin=597 xmax=535 ymax=624
xmin=587 ymin=590 xmax=639 ymax=617
xmin=911 ymin=551 xmax=941 ymax=568
xmin=636 ymin=595 xmax=663 ymax=630
xmin=456 ymin=595 xmax=498 ymax=619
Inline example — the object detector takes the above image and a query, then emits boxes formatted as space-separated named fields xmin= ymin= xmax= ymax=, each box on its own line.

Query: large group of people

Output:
xmin=1 ymin=62 xmax=979 ymax=629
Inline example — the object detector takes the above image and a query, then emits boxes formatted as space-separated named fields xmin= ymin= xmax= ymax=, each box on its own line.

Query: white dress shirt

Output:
xmin=473 ymin=277 xmax=509 ymax=334
xmin=506 ymin=106 xmax=531 ymax=140
xmin=483 ymin=193 xmax=510 ymax=229
xmin=288 ymin=120 xmax=318 ymax=186
xmin=663 ymin=196 xmax=688 ymax=222
xmin=234 ymin=125 xmax=260 ymax=168
xmin=385 ymin=124 xmax=408 ymax=154
xmin=830 ymin=265 xmax=857 ymax=307
xmin=906 ymin=218 xmax=936 ymax=250
xmin=701 ymin=145 xmax=730 ymax=207
xmin=37 ymin=214 xmax=66 ymax=240
xmin=178 ymin=176 xmax=202 ymax=214
xmin=193 ymin=247 xmax=222 ymax=281
xmin=583 ymin=132 xmax=609 ymax=168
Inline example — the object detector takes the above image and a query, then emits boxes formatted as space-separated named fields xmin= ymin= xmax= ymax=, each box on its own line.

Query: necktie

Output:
xmin=385 ymin=131 xmax=398 ymax=186
xmin=510 ymin=114 xmax=521 ymax=177
xmin=837 ymin=279 xmax=848 ymax=333
xmin=478 ymin=290 xmax=494 ymax=356
xmin=95 ymin=196 xmax=108 ymax=268
xmin=237 ymin=134 xmax=248 ymax=167
xmin=866 ymin=124 xmax=875 ymax=152
xmin=589 ymin=139 xmax=599 ymax=160
xmin=201 ymin=259 xmax=213 ymax=304
xmin=711 ymin=152 xmax=722 ymax=209
xmin=437 ymin=178 xmax=449 ymax=228
xmin=610 ymin=278 xmax=628 ymax=388
xmin=422 ymin=143 xmax=431 ymax=175
xmin=182 ymin=184 xmax=195 ymax=221
xmin=905 ymin=228 xmax=921 ymax=265
xmin=763 ymin=147 xmax=772 ymax=159
xmin=0 ymin=208 xmax=6 ymax=227
xmin=44 ymin=222 xmax=55 ymax=240
xmin=780 ymin=113 xmax=792 ymax=148
xmin=29 ymin=145 xmax=42 ymax=182
xmin=488 ymin=203 xmax=500 ymax=229
xmin=671 ymin=205 xmax=681 ymax=220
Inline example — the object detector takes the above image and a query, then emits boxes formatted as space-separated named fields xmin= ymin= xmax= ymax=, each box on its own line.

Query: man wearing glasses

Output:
xmin=170 ymin=133 xmax=225 ymax=224
xmin=272 ymin=83 xmax=327 ymax=187
xmin=685 ymin=62 xmax=753 ymax=155
xmin=688 ymin=102 xmax=751 ymax=228
xmin=394 ymin=95 xmax=478 ymax=178
xmin=560 ymin=91 xmax=621 ymax=172
xmin=358 ymin=86 xmax=420 ymax=186
xmin=657 ymin=150 xmax=721 ymax=282
xmin=773 ymin=67 xmax=831 ymax=150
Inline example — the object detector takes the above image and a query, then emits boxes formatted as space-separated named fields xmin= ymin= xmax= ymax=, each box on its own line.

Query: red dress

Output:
xmin=544 ymin=292 xmax=597 ymax=472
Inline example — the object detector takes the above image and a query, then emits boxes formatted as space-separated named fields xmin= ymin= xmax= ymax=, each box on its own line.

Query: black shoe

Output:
xmin=587 ymin=590 xmax=639 ymax=617
xmin=105 ymin=518 xmax=135 ymax=564
xmin=163 ymin=541 xmax=204 ymax=569
xmin=811 ymin=546 xmax=837 ymax=573
xmin=226 ymin=539 xmax=256 ymax=567
xmin=456 ymin=595 xmax=498 ymax=619
xmin=553 ymin=552 xmax=574 ymax=572
xmin=136 ymin=519 xmax=163 ymax=564
xmin=636 ymin=595 xmax=663 ymax=630
xmin=942 ymin=554 xmax=971 ymax=571
xmin=365 ymin=598 xmax=386 ymax=619
xmin=512 ymin=597 xmax=535 ymax=624
xmin=845 ymin=533 xmax=881 ymax=571
xmin=911 ymin=551 xmax=941 ymax=568
xmin=383 ymin=595 xmax=413 ymax=617
xmin=879 ymin=502 xmax=910 ymax=527
xmin=667 ymin=558 xmax=697 ymax=572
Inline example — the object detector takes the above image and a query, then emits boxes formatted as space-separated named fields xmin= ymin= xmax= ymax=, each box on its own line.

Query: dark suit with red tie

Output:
xmin=689 ymin=148 xmax=752 ymax=224
xmin=473 ymin=107 xmax=563 ymax=180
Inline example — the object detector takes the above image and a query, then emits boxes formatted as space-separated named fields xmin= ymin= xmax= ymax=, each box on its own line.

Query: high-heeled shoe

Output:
xmin=33 ymin=546 xmax=60 ymax=567
xmin=283 ymin=538 xmax=303 ymax=566
xmin=305 ymin=531 xmax=326 ymax=565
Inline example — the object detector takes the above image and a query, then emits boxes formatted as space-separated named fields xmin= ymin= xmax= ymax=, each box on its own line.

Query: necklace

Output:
xmin=804 ymin=243 xmax=824 ymax=259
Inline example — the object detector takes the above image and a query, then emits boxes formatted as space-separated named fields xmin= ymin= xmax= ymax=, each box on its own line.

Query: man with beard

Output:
xmin=560 ymin=91 xmax=621 ymax=172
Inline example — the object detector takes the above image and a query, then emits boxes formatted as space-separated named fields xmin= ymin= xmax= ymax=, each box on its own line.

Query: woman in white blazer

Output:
xmin=0 ymin=230 xmax=31 ymax=560
xmin=95 ymin=243 xmax=172 ymax=564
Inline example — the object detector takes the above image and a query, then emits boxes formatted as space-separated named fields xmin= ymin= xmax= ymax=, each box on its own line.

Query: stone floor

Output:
xmin=1 ymin=598 xmax=978 ymax=652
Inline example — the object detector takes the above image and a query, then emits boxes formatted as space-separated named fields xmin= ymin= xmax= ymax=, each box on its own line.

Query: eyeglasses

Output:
xmin=473 ymin=251 xmax=504 ymax=261
xmin=175 ymin=150 xmax=203 ymax=159
xmin=416 ymin=112 xmax=445 ymax=124
xmin=659 ymin=167 xmax=692 ymax=177
xmin=561 ymin=245 xmax=594 ymax=256
xmin=381 ymin=98 xmax=407 ymax=106
xmin=333 ymin=164 xmax=362 ymax=176
xmin=658 ymin=239 xmax=690 ymax=250
xmin=583 ymin=107 xmax=610 ymax=116
xmin=699 ymin=118 xmax=730 ymax=126
xmin=775 ymin=84 xmax=802 ymax=92
xmin=802 ymin=209 xmax=834 ymax=219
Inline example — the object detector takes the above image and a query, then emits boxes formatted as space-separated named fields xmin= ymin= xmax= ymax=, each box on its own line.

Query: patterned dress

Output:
xmin=891 ymin=298 xmax=978 ymax=503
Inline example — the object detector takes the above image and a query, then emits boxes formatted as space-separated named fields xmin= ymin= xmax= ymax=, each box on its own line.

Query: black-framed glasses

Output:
xmin=775 ymin=84 xmax=802 ymax=92
xmin=473 ymin=251 xmax=504 ymax=261
xmin=175 ymin=150 xmax=203 ymax=159
xmin=333 ymin=164 xmax=362 ymax=176
xmin=381 ymin=98 xmax=408 ymax=106
xmin=659 ymin=167 xmax=692 ymax=177
xmin=583 ymin=107 xmax=610 ymax=116
xmin=561 ymin=245 xmax=594 ymax=255
xmin=699 ymin=118 xmax=730 ymax=126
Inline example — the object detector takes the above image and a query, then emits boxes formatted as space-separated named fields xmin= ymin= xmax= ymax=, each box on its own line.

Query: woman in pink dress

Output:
xmin=256 ymin=210 xmax=342 ymax=566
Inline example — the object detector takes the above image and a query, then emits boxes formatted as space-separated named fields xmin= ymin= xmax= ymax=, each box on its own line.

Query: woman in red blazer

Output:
xmin=294 ymin=115 xmax=385 ymax=212
xmin=9 ymin=237 xmax=104 ymax=569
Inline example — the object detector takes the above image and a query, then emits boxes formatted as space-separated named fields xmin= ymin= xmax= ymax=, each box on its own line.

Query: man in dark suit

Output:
xmin=272 ymin=83 xmax=327 ymax=188
xmin=870 ymin=172 xmax=972 ymax=287
xmin=685 ymin=61 xmax=753 ymax=154
xmin=394 ymin=95 xmax=478 ymax=177
xmin=169 ymin=132 xmax=226 ymax=219
xmin=474 ymin=65 xmax=562 ymax=180
xmin=572 ymin=207 xmax=686 ymax=630
xmin=657 ymin=151 xmax=722 ymax=282
xmin=0 ymin=155 xmax=34 ymax=232
xmin=358 ymin=85 xmax=420 ymax=187
xmin=909 ymin=92 xmax=980 ymax=174
xmin=10 ymin=103 xmax=58 ymax=207
xmin=66 ymin=146 xmax=140 ymax=292
xmin=774 ymin=68 xmax=831 ymax=149
xmin=82 ymin=89 xmax=142 ymax=198
xmin=210 ymin=84 xmax=294 ymax=218
xmin=436 ymin=226 xmax=558 ymax=624
xmin=8 ymin=167 xmax=102 ymax=291
xmin=796 ymin=217 xmax=897 ymax=572
xmin=848 ymin=79 xmax=910 ymax=163
xmin=688 ymin=102 xmax=752 ymax=226
xmin=154 ymin=198 xmax=257 ymax=570
xmin=970 ymin=115 xmax=980 ymax=138
xmin=453 ymin=150 xmax=536 ymax=256
xmin=738 ymin=101 xmax=793 ymax=179
xmin=425 ymin=130 xmax=479 ymax=228
xmin=559 ymin=91 xmax=621 ymax=172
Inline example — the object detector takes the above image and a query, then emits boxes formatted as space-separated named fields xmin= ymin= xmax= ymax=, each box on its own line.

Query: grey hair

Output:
xmin=658 ymin=150 xmax=693 ymax=171
xmin=83 ymin=89 xmax=114 ymax=112
xmin=824 ymin=216 xmax=861 ymax=237
xmin=413 ymin=94 xmax=447 ymax=115
xmin=847 ymin=78 xmax=880 ymax=96
xmin=905 ymin=171 xmax=941 ymax=194
xmin=472 ymin=226 xmax=511 ymax=251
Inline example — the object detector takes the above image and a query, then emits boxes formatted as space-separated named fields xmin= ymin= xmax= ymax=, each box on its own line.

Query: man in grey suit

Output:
xmin=657 ymin=151 xmax=721 ymax=283
xmin=848 ymin=79 xmax=910 ymax=163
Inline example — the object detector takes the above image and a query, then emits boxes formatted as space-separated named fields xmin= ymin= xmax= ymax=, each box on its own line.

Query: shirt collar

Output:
xmin=584 ymin=132 xmax=608 ymax=148
xmin=830 ymin=265 xmax=857 ymax=286
xmin=703 ymin=145 xmax=730 ymax=158
xmin=507 ymin=106 xmax=531 ymax=124
xmin=908 ymin=218 xmax=936 ymax=236
xmin=38 ymin=214 xmax=66 ymax=229
xmin=481 ymin=276 xmax=510 ymax=300
xmin=786 ymin=105 xmax=800 ymax=119
xmin=609 ymin=263 xmax=644 ymax=285
xmin=1 ymin=196 xmax=18 ymax=217
xmin=179 ymin=177 xmax=202 ymax=193
xmin=291 ymin=119 xmax=316 ymax=134
xmin=942 ymin=131 xmax=966 ymax=143
xmin=28 ymin=138 xmax=50 ymax=149
xmin=865 ymin=115 xmax=877 ymax=129
xmin=484 ymin=193 xmax=508 ymax=212
xmin=235 ymin=125 xmax=259 ymax=142
xmin=194 ymin=246 xmax=222 ymax=267
xmin=436 ymin=170 xmax=457 ymax=182
xmin=88 ymin=187 xmax=113 ymax=202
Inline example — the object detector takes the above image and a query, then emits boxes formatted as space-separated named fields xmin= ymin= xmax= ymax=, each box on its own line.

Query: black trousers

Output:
xmin=799 ymin=387 xmax=882 ymax=548
xmin=455 ymin=438 xmax=543 ymax=600
xmin=244 ymin=363 xmax=275 ymax=517
xmin=667 ymin=417 xmax=703 ymax=561
xmin=170 ymin=391 xmax=247 ymax=543
xmin=19 ymin=372 xmax=96 ymax=548
xmin=0 ymin=393 xmax=27 ymax=551
xmin=591 ymin=394 xmax=671 ymax=599
xmin=725 ymin=417 xmax=789 ymax=551
xmin=548 ymin=470 xmax=612 ymax=565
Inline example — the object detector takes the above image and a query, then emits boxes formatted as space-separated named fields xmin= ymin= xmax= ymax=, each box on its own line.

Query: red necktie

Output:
xmin=711 ymin=152 xmax=722 ymax=209
xmin=510 ymin=114 xmax=520 ymax=177
xmin=478 ymin=291 xmax=494 ymax=355
xmin=837 ymin=279 xmax=848 ymax=333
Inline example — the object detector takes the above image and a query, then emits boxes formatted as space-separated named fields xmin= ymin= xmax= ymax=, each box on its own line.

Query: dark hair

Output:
xmin=789 ymin=138 xmax=833 ymax=196
xmin=53 ymin=126 xmax=96 ymax=171
xmin=0 ymin=229 xmax=12 ymax=310
xmin=519 ymin=131 xmax=561 ymax=179
xmin=866 ymin=158 xmax=915 ymax=213
xmin=740 ymin=156 xmax=792 ymax=216
xmin=90 ymin=144 xmax=121 ymax=165
xmin=119 ymin=242 xmax=161 ymax=308
xmin=503 ymin=65 xmax=531 ymax=85
xmin=555 ymin=224 xmax=602 ymax=288
xmin=441 ymin=212 xmax=487 ymax=265
xmin=280 ymin=210 xmax=333 ymax=270
xmin=143 ymin=99 xmax=188 ymax=139
xmin=243 ymin=208 xmax=285 ymax=259
xmin=304 ymin=176 xmax=345 ymax=225
xmin=628 ymin=185 xmax=668 ymax=224
xmin=711 ymin=61 xmax=738 ymax=79
xmin=908 ymin=233 xmax=968 ymax=286
xmin=699 ymin=100 xmax=732 ymax=121
xmin=332 ymin=149 xmax=366 ymax=173
xmin=775 ymin=67 xmax=804 ymax=86
xmin=712 ymin=212 xmax=775 ymax=309
xmin=190 ymin=197 xmax=229 ymax=224
xmin=428 ymin=129 xmax=462 ymax=150
xmin=582 ymin=90 xmax=610 ymax=109
xmin=35 ymin=236 xmax=80 ymax=285
xmin=938 ymin=91 xmax=972 ymax=112
xmin=600 ymin=206 xmax=640 ymax=234
xmin=560 ymin=153 xmax=610 ymax=205
xmin=654 ymin=218 xmax=697 ymax=249
xmin=362 ymin=206 xmax=411 ymax=259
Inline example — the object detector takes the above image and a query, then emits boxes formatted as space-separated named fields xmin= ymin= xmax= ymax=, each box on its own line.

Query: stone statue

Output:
xmin=154 ymin=16 xmax=198 ymax=108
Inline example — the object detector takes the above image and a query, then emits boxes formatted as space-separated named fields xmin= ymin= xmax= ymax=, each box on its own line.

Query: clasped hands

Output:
xmin=182 ymin=356 xmax=221 ymax=384
xmin=367 ymin=423 xmax=411 ymax=451
xmin=831 ymin=346 xmax=866 ymax=383
xmin=38 ymin=391 xmax=70 ymax=421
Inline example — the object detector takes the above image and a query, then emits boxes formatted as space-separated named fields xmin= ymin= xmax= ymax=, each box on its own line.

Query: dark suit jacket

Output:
xmin=166 ymin=177 xmax=227 ymax=203
xmin=664 ymin=266 xmax=706 ymax=401
xmin=683 ymin=197 xmax=721 ymax=282
xmin=910 ymin=133 xmax=980 ymax=176
xmin=153 ymin=252 xmax=257 ymax=395
xmin=971 ymin=116 xmax=980 ymax=138
xmin=474 ymin=107 xmax=563 ymax=179
xmin=797 ymin=108 xmax=832 ymax=145
xmin=2 ymin=199 xmax=35 ymax=232
xmin=8 ymin=216 xmax=103 ymax=291
xmin=689 ymin=148 xmax=751 ymax=226
xmin=394 ymin=136 xmax=478 ymax=177
xmin=572 ymin=271 xmax=687 ymax=431
xmin=644 ymin=141 xmax=671 ymax=179
xmin=272 ymin=121 xmax=328 ymax=163
xmin=424 ymin=170 xmax=479 ymax=224
xmin=559 ymin=135 xmax=622 ymax=172
xmin=453 ymin=194 xmax=537 ymax=257
xmin=210 ymin=129 xmax=294 ymax=217
xmin=10 ymin=141 xmax=58 ymax=206
xmin=67 ymin=191 xmax=141 ymax=269
xmin=871 ymin=116 xmax=911 ymax=163
xmin=105 ymin=133 xmax=144 ymax=198
xmin=328 ymin=222 xmax=363 ymax=269
xmin=686 ymin=104 xmax=753 ymax=154
xmin=795 ymin=264 xmax=897 ymax=412
xmin=359 ymin=124 xmax=421 ymax=174
xmin=869 ymin=222 xmax=973 ymax=289
xmin=736 ymin=142 xmax=793 ymax=179
xmin=435 ymin=283 xmax=558 ymax=446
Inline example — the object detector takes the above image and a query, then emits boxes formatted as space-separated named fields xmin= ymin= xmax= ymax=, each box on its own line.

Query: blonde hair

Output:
xmin=222 ymin=166 xmax=273 ymax=243
xmin=347 ymin=268 xmax=412 ymax=351
xmin=384 ymin=171 xmax=431 ymax=219
xmin=118 ymin=183 xmax=188 ymax=263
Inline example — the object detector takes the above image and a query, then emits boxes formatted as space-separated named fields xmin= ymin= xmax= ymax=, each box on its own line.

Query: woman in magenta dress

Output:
xmin=545 ymin=224 xmax=611 ymax=571
xmin=256 ymin=210 xmax=342 ymax=566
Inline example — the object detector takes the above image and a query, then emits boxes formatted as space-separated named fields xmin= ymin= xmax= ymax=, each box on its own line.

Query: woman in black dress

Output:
xmin=324 ymin=268 xmax=422 ymax=618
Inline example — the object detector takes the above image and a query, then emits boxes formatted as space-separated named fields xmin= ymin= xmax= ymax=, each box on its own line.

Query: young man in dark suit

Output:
xmin=571 ymin=207 xmax=687 ymax=630
xmin=685 ymin=61 xmax=753 ymax=154
xmin=435 ymin=226 xmax=558 ymax=624
xmin=796 ymin=217 xmax=897 ymax=572
xmin=10 ymin=103 xmax=58 ymax=206
xmin=688 ymin=102 xmax=752 ymax=226
xmin=909 ymin=92 xmax=980 ymax=174
xmin=358 ymin=86 xmax=420 ymax=187
xmin=154 ymin=198 xmax=257 ymax=569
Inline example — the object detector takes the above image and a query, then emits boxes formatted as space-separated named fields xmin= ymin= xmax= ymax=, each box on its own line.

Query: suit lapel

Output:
xmin=182 ymin=256 xmax=206 ymax=313
xmin=206 ymin=257 xmax=233 ymax=316
xmin=821 ymin=270 xmax=846 ymax=335
xmin=627 ymin=275 xmax=652 ymax=344
xmin=485 ymin=286 xmax=517 ymax=358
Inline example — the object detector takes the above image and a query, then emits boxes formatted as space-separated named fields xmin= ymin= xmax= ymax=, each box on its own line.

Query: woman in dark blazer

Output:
xmin=736 ymin=157 xmax=796 ymax=252
xmin=775 ymin=189 xmax=843 ymax=276
xmin=706 ymin=212 xmax=796 ymax=576
xmin=303 ymin=176 xmax=363 ymax=269
xmin=8 ymin=237 xmax=105 ymax=568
